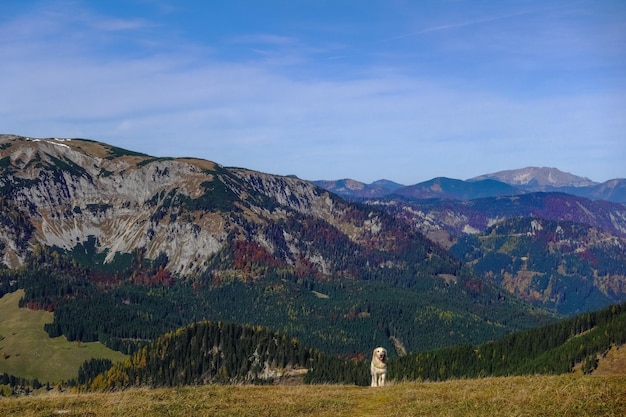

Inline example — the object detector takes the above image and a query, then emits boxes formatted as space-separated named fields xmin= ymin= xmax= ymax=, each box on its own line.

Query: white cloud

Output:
xmin=1 ymin=1 xmax=624 ymax=183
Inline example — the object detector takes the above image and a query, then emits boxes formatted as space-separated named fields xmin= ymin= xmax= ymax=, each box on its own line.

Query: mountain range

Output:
xmin=315 ymin=169 xmax=626 ymax=315
xmin=313 ymin=167 xmax=626 ymax=203
xmin=1 ymin=134 xmax=554 ymax=360
xmin=0 ymin=134 xmax=625 ymax=368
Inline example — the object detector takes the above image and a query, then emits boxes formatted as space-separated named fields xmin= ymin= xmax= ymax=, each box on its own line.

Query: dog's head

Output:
xmin=373 ymin=347 xmax=387 ymax=364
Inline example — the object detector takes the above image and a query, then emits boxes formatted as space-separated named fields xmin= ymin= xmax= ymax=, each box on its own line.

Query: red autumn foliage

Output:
xmin=131 ymin=266 xmax=174 ymax=286
xmin=231 ymin=240 xmax=280 ymax=270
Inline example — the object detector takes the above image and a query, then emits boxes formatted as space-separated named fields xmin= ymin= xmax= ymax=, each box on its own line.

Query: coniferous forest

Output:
xmin=389 ymin=301 xmax=626 ymax=381
xmin=0 ymin=242 xmax=550 ymax=358
xmin=86 ymin=321 xmax=322 ymax=389
xmin=1 ymin=301 xmax=624 ymax=393
xmin=75 ymin=301 xmax=626 ymax=390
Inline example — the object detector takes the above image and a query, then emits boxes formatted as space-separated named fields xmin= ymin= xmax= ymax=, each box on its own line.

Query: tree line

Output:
xmin=388 ymin=301 xmax=626 ymax=381
xmin=1 ymin=242 xmax=543 ymax=357
xmin=80 ymin=301 xmax=626 ymax=390
xmin=82 ymin=320 xmax=367 ymax=390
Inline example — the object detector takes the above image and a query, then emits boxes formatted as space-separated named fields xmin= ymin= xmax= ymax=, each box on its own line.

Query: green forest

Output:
xmin=80 ymin=320 xmax=368 ymax=390
xmin=75 ymin=301 xmax=626 ymax=390
xmin=389 ymin=301 xmax=626 ymax=381
xmin=0 ymin=242 xmax=550 ymax=357
xmin=2 ymin=301 xmax=624 ymax=393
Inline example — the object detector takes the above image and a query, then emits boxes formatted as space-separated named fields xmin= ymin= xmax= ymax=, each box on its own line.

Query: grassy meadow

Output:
xmin=0 ymin=290 xmax=127 ymax=382
xmin=1 ymin=375 xmax=625 ymax=416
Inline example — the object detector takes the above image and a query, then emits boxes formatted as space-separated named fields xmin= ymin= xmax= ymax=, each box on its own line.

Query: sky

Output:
xmin=1 ymin=1 xmax=625 ymax=184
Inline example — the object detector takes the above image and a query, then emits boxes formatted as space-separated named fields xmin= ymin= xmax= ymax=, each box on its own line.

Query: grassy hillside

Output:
xmin=592 ymin=343 xmax=626 ymax=376
xmin=0 ymin=290 xmax=126 ymax=383
xmin=2 ymin=375 xmax=625 ymax=416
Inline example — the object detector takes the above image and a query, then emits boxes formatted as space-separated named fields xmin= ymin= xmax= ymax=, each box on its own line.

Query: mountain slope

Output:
xmin=1 ymin=135 xmax=353 ymax=275
xmin=377 ymin=193 xmax=626 ymax=314
xmin=390 ymin=301 xmax=626 ymax=381
xmin=0 ymin=134 xmax=550 ymax=358
xmin=450 ymin=217 xmax=626 ymax=315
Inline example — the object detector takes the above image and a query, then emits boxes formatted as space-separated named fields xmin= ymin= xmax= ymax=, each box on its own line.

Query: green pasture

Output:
xmin=0 ymin=290 xmax=126 ymax=383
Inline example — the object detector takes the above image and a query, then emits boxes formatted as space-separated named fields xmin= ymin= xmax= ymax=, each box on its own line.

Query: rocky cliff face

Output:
xmin=0 ymin=135 xmax=408 ymax=277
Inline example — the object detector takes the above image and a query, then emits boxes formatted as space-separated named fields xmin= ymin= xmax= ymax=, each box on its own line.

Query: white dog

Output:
xmin=370 ymin=347 xmax=387 ymax=387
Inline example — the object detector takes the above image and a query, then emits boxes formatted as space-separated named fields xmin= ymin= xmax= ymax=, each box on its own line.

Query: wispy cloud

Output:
xmin=91 ymin=17 xmax=151 ymax=32
xmin=1 ymin=1 xmax=623 ymax=183
xmin=229 ymin=33 xmax=297 ymax=46
xmin=379 ymin=9 xmax=535 ymax=43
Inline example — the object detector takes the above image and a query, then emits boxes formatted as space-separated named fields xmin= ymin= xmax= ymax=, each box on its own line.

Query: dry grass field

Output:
xmin=2 ymin=374 xmax=625 ymax=417
xmin=593 ymin=344 xmax=626 ymax=377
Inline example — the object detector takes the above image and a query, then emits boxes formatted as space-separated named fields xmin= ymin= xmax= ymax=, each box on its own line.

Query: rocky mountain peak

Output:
xmin=469 ymin=167 xmax=597 ymax=189
xmin=0 ymin=134 xmax=425 ymax=280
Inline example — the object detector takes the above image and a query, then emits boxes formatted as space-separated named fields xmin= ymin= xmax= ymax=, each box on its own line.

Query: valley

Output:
xmin=0 ymin=134 xmax=625 ymax=392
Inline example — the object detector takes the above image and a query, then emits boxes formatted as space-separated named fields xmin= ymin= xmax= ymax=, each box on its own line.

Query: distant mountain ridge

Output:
xmin=393 ymin=177 xmax=520 ymax=200
xmin=469 ymin=167 xmax=597 ymax=189
xmin=315 ymin=167 xmax=626 ymax=203
xmin=396 ymin=192 xmax=626 ymax=239
xmin=312 ymin=178 xmax=404 ymax=199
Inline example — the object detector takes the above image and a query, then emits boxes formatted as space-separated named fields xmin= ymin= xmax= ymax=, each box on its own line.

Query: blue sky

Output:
xmin=1 ymin=1 xmax=624 ymax=184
